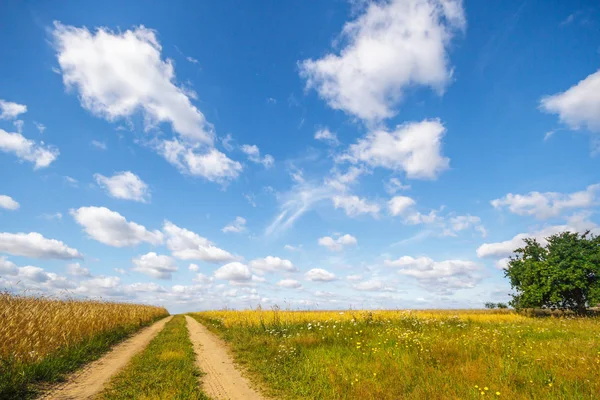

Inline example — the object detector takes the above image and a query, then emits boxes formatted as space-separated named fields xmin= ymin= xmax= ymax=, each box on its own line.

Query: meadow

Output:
xmin=191 ymin=309 xmax=600 ymax=400
xmin=0 ymin=292 xmax=169 ymax=398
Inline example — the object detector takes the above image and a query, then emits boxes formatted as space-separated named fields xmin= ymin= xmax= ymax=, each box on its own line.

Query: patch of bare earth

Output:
xmin=40 ymin=316 xmax=172 ymax=400
xmin=185 ymin=316 xmax=266 ymax=400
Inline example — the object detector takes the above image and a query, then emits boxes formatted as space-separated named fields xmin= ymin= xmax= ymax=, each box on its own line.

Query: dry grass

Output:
xmin=0 ymin=292 xmax=169 ymax=398
xmin=192 ymin=309 xmax=600 ymax=399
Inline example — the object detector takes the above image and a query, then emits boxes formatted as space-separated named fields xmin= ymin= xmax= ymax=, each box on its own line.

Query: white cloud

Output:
xmin=91 ymin=140 xmax=107 ymax=150
xmin=0 ymin=257 xmax=18 ymax=275
xmin=388 ymin=196 xmax=416 ymax=216
xmin=314 ymin=128 xmax=339 ymax=145
xmin=384 ymin=177 xmax=410 ymax=194
xmin=132 ymin=252 xmax=178 ymax=279
xmin=318 ymin=234 xmax=357 ymax=252
xmin=0 ymin=129 xmax=59 ymax=169
xmin=491 ymin=184 xmax=600 ymax=219
xmin=446 ymin=215 xmax=486 ymax=237
xmin=64 ymin=176 xmax=78 ymax=187
xmin=67 ymin=262 xmax=91 ymax=277
xmin=0 ymin=100 xmax=27 ymax=120
xmin=332 ymin=195 xmax=380 ymax=217
xmin=95 ymin=171 xmax=150 ymax=202
xmin=188 ymin=263 xmax=200 ymax=272
xmin=19 ymin=266 xmax=50 ymax=282
xmin=353 ymin=279 xmax=394 ymax=292
xmin=52 ymin=22 xmax=214 ymax=143
xmin=299 ymin=0 xmax=465 ymax=120
xmin=240 ymin=144 xmax=274 ymax=168
xmin=346 ymin=274 xmax=362 ymax=282
xmin=344 ymin=120 xmax=449 ymax=179
xmin=114 ymin=268 xmax=127 ymax=275
xmin=277 ymin=279 xmax=302 ymax=289
xmin=34 ymin=122 xmax=46 ymax=134
xmin=325 ymin=166 xmax=365 ymax=192
xmin=158 ymin=139 xmax=242 ymax=182
xmin=163 ymin=221 xmax=237 ymax=263
xmin=214 ymin=262 xmax=252 ymax=281
xmin=0 ymin=195 xmax=19 ymax=210
xmin=76 ymin=276 xmax=123 ymax=296
xmin=40 ymin=212 xmax=63 ymax=220
xmin=540 ymin=69 xmax=600 ymax=133
xmin=284 ymin=244 xmax=302 ymax=252
xmin=222 ymin=216 xmax=247 ymax=233
xmin=71 ymin=206 xmax=163 ymax=247
xmin=249 ymin=256 xmax=296 ymax=275
xmin=305 ymin=268 xmax=336 ymax=282
xmin=0 ymin=232 xmax=82 ymax=259
xmin=266 ymin=184 xmax=334 ymax=236
xmin=385 ymin=255 xmax=479 ymax=294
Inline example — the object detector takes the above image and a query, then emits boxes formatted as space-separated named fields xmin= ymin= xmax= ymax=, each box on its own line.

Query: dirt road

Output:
xmin=185 ymin=315 xmax=266 ymax=400
xmin=41 ymin=316 xmax=172 ymax=400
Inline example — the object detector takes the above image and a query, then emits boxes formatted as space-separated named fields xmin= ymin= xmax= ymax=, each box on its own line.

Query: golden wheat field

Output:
xmin=192 ymin=309 xmax=600 ymax=399
xmin=0 ymin=292 xmax=168 ymax=397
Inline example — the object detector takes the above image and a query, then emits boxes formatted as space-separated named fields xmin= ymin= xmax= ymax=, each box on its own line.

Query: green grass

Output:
xmin=190 ymin=311 xmax=600 ymax=400
xmin=0 ymin=316 xmax=165 ymax=400
xmin=99 ymin=315 xmax=209 ymax=400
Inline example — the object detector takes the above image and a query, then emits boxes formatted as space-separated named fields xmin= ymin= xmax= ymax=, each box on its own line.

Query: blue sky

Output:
xmin=1 ymin=0 xmax=599 ymax=313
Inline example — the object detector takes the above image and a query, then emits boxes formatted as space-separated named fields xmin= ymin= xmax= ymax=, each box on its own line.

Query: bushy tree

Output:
xmin=484 ymin=302 xmax=497 ymax=309
xmin=504 ymin=231 xmax=600 ymax=315
xmin=496 ymin=302 xmax=508 ymax=309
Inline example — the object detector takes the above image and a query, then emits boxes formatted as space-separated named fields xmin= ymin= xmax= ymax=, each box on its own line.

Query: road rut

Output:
xmin=185 ymin=315 xmax=266 ymax=400
xmin=41 ymin=316 xmax=172 ymax=400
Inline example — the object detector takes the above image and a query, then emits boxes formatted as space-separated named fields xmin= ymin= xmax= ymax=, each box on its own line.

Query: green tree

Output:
xmin=504 ymin=231 xmax=600 ymax=315
xmin=484 ymin=302 xmax=497 ymax=309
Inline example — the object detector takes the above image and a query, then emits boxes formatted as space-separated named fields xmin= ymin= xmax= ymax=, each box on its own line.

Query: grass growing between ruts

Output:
xmin=100 ymin=315 xmax=209 ymax=400
xmin=0 ymin=293 xmax=168 ymax=399
xmin=191 ymin=309 xmax=600 ymax=400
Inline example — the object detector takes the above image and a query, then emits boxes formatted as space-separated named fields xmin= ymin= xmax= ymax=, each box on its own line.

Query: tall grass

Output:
xmin=192 ymin=309 xmax=600 ymax=399
xmin=0 ymin=292 xmax=169 ymax=399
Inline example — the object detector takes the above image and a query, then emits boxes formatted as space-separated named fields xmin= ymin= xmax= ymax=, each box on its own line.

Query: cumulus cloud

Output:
xmin=222 ymin=216 xmax=247 ymax=233
xmin=491 ymin=184 xmax=600 ymax=219
xmin=384 ymin=177 xmax=410 ymax=194
xmin=0 ymin=195 xmax=19 ymax=210
xmin=299 ymin=0 xmax=465 ymax=121
xmin=214 ymin=262 xmax=252 ymax=281
xmin=344 ymin=120 xmax=449 ymax=179
xmin=95 ymin=171 xmax=150 ymax=202
xmin=385 ymin=255 xmax=480 ymax=294
xmin=388 ymin=196 xmax=416 ymax=216
xmin=240 ymin=144 xmax=274 ymax=168
xmin=67 ymin=262 xmax=91 ymax=277
xmin=249 ymin=256 xmax=296 ymax=275
xmin=0 ymin=100 xmax=27 ymax=120
xmin=0 ymin=129 xmax=59 ymax=169
xmin=314 ymin=128 xmax=339 ymax=146
xmin=52 ymin=22 xmax=243 ymax=182
xmin=52 ymin=22 xmax=214 ymax=143
xmin=163 ymin=221 xmax=237 ymax=263
xmin=132 ymin=252 xmax=178 ymax=279
xmin=318 ymin=234 xmax=357 ymax=252
xmin=277 ymin=279 xmax=302 ymax=289
xmin=540 ymin=69 xmax=600 ymax=133
xmin=353 ymin=279 xmax=394 ymax=292
xmin=332 ymin=195 xmax=380 ymax=217
xmin=19 ymin=266 xmax=50 ymax=282
xmin=70 ymin=206 xmax=163 ymax=247
xmin=284 ymin=244 xmax=302 ymax=252
xmin=0 ymin=232 xmax=82 ymax=259
xmin=305 ymin=268 xmax=336 ymax=282
xmin=158 ymin=139 xmax=242 ymax=182
xmin=189 ymin=263 xmax=200 ymax=272
xmin=0 ymin=257 xmax=18 ymax=275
